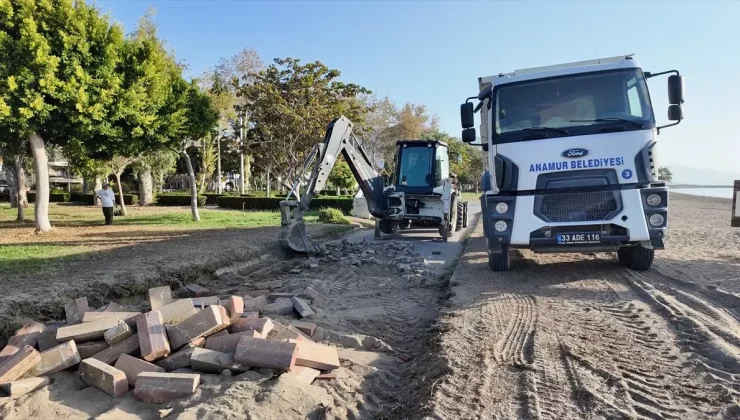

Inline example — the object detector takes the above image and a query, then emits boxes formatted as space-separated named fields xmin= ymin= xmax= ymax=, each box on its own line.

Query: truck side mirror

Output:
xmin=668 ymin=105 xmax=683 ymax=121
xmin=461 ymin=103 xmax=474 ymax=129
xmin=462 ymin=128 xmax=476 ymax=143
xmin=668 ymin=75 xmax=684 ymax=105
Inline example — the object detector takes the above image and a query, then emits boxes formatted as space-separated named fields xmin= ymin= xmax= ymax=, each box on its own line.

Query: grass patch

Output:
xmin=115 ymin=209 xmax=319 ymax=228
xmin=0 ymin=204 xmax=334 ymax=275
xmin=0 ymin=203 xmax=318 ymax=229
xmin=461 ymin=192 xmax=482 ymax=202
xmin=0 ymin=244 xmax=91 ymax=275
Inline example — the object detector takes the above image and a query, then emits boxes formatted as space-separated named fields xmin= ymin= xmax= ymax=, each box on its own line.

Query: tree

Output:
xmin=327 ymin=158 xmax=356 ymax=195
xmin=388 ymin=103 xmax=439 ymax=140
xmin=0 ymin=0 xmax=125 ymax=232
xmin=163 ymin=79 xmax=218 ymax=221
xmin=242 ymin=58 xmax=371 ymax=197
xmin=149 ymin=149 xmax=178 ymax=193
xmin=198 ymin=133 xmax=217 ymax=193
xmin=357 ymin=97 xmax=439 ymax=176
xmin=0 ymin=141 xmax=29 ymax=221
xmin=107 ymin=155 xmax=136 ymax=215
xmin=657 ymin=167 xmax=673 ymax=182
xmin=65 ymin=138 xmax=108 ymax=202
xmin=361 ymin=95 xmax=397 ymax=173
xmin=201 ymin=48 xmax=263 ymax=192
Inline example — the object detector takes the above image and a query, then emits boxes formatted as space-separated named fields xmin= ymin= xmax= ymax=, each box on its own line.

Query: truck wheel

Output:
xmin=456 ymin=201 xmax=465 ymax=231
xmin=439 ymin=222 xmax=449 ymax=241
xmin=488 ymin=245 xmax=510 ymax=271
xmin=462 ymin=204 xmax=468 ymax=228
xmin=398 ymin=218 xmax=411 ymax=230
xmin=449 ymin=197 xmax=458 ymax=234
xmin=379 ymin=220 xmax=398 ymax=235
xmin=617 ymin=245 xmax=654 ymax=271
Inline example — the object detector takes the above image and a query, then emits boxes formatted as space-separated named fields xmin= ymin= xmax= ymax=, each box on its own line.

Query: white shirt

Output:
xmin=96 ymin=189 xmax=115 ymax=207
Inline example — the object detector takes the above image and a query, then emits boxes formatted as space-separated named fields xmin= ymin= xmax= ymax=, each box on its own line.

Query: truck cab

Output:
xmin=460 ymin=55 xmax=685 ymax=271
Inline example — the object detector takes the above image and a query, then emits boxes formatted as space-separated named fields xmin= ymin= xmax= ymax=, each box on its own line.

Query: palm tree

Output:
xmin=657 ymin=167 xmax=673 ymax=182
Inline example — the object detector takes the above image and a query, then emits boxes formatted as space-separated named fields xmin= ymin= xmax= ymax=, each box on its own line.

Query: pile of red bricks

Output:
xmin=0 ymin=285 xmax=339 ymax=402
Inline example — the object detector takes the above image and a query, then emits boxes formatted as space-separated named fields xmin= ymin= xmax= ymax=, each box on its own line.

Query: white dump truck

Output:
xmin=460 ymin=54 xmax=685 ymax=271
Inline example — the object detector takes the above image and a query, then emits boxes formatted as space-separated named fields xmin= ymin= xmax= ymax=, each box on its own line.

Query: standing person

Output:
xmin=95 ymin=183 xmax=116 ymax=225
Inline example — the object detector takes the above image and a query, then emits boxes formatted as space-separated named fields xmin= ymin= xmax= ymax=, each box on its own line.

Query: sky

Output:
xmin=98 ymin=0 xmax=740 ymax=173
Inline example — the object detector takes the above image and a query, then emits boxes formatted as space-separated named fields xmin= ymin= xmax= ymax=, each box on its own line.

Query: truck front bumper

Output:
xmin=482 ymin=187 xmax=668 ymax=253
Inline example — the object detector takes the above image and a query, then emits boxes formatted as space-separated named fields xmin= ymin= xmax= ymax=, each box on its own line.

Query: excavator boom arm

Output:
xmin=279 ymin=116 xmax=388 ymax=254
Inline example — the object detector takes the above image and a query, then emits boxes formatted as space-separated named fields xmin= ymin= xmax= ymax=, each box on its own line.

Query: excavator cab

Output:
xmin=394 ymin=141 xmax=450 ymax=195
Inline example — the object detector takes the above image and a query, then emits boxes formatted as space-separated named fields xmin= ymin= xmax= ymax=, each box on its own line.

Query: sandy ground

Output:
xmin=0 ymin=238 xmax=446 ymax=419
xmin=427 ymin=193 xmax=740 ymax=419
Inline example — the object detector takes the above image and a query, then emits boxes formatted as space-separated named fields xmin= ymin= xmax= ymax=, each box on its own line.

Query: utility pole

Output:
xmin=216 ymin=132 xmax=222 ymax=194
xmin=239 ymin=114 xmax=245 ymax=194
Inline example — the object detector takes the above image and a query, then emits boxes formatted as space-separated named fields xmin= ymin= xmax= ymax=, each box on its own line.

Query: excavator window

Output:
xmin=398 ymin=146 xmax=433 ymax=187
xmin=434 ymin=145 xmax=450 ymax=184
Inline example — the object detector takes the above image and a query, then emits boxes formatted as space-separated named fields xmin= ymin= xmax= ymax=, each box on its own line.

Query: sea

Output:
xmin=670 ymin=188 xmax=735 ymax=199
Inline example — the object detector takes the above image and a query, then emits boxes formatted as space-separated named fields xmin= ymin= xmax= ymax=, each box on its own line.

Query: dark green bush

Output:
xmin=116 ymin=194 xmax=137 ymax=206
xmin=156 ymin=194 xmax=206 ymax=207
xmin=203 ymin=193 xmax=224 ymax=205
xmin=27 ymin=192 xmax=70 ymax=203
xmin=318 ymin=207 xmax=349 ymax=224
xmin=215 ymin=196 xmax=352 ymax=213
xmin=0 ymin=193 xmax=9 ymax=202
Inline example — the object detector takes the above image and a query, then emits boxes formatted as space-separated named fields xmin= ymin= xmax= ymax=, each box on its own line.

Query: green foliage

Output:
xmin=155 ymin=194 xmax=206 ymax=207
xmin=241 ymin=57 xmax=372 ymax=187
xmin=0 ymin=0 xmax=125 ymax=143
xmin=657 ymin=167 xmax=673 ymax=182
xmin=327 ymin=158 xmax=356 ymax=192
xmin=318 ymin=207 xmax=349 ymax=225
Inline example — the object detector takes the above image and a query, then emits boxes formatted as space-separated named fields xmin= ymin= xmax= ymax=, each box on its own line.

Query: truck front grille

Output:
xmin=537 ymin=191 xmax=619 ymax=222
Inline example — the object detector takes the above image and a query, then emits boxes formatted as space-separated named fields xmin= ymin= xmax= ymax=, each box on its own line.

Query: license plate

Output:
xmin=556 ymin=233 xmax=601 ymax=245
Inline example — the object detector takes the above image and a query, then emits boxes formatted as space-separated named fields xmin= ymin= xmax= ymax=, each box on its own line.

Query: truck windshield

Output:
xmin=398 ymin=146 xmax=433 ymax=187
xmin=494 ymin=69 xmax=654 ymax=143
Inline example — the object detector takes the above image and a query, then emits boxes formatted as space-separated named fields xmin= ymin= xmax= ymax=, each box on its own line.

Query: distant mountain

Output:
xmin=667 ymin=165 xmax=739 ymax=186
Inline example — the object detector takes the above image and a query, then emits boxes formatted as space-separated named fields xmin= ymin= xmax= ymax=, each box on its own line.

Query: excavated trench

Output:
xmin=0 ymin=233 xmax=455 ymax=419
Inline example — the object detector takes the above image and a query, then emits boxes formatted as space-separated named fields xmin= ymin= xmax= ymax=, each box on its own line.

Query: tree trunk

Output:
xmin=239 ymin=115 xmax=245 ymax=194
xmin=29 ymin=133 xmax=52 ymax=232
xmin=82 ymin=179 xmax=89 ymax=194
xmin=244 ymin=154 xmax=251 ymax=193
xmin=197 ymin=172 xmax=206 ymax=195
xmin=114 ymin=173 xmax=128 ymax=216
xmin=94 ymin=176 xmax=102 ymax=205
xmin=216 ymin=136 xmax=222 ymax=194
xmin=137 ymin=170 xmax=153 ymax=205
xmin=5 ymin=164 xmax=17 ymax=208
xmin=14 ymin=160 xmax=27 ymax=222
xmin=266 ymin=166 xmax=271 ymax=198
xmin=182 ymin=152 xmax=200 ymax=222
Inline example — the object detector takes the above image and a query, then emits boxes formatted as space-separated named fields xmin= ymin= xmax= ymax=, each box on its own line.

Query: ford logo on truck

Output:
xmin=562 ymin=148 xmax=589 ymax=158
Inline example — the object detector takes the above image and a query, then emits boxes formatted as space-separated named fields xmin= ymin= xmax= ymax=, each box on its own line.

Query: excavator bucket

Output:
xmin=279 ymin=200 xmax=321 ymax=255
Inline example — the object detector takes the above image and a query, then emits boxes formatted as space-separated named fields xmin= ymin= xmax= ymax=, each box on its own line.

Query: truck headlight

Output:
xmin=495 ymin=202 xmax=508 ymax=214
xmin=646 ymin=194 xmax=662 ymax=207
xmin=494 ymin=221 xmax=508 ymax=232
xmin=648 ymin=213 xmax=665 ymax=227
